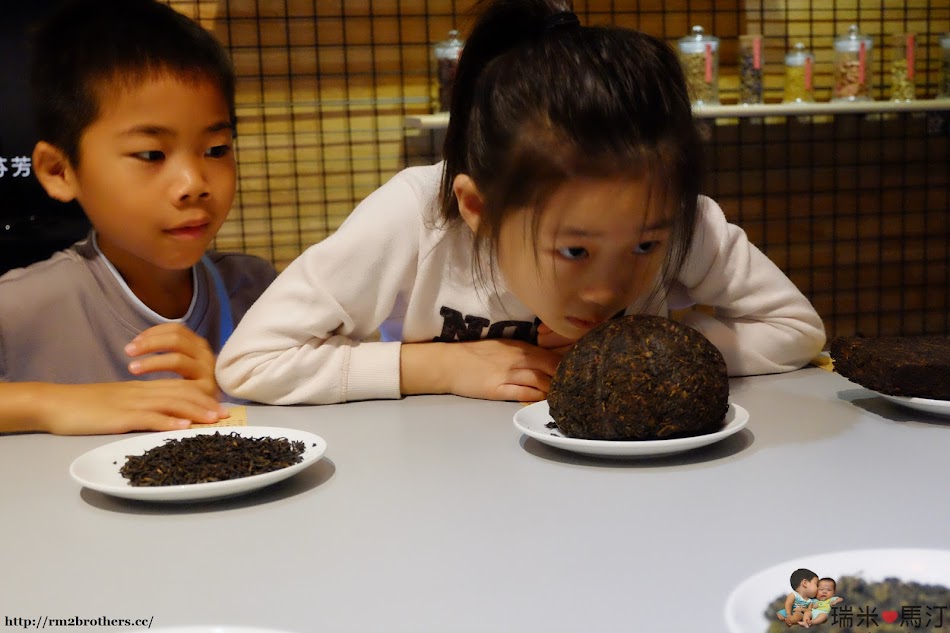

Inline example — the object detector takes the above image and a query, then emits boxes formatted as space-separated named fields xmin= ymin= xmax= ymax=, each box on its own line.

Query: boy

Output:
xmin=776 ymin=568 xmax=819 ymax=627
xmin=0 ymin=0 xmax=276 ymax=434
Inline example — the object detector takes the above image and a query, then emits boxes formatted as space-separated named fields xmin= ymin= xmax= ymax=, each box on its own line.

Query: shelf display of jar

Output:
xmin=783 ymin=42 xmax=815 ymax=104
xmin=889 ymin=33 xmax=916 ymax=102
xmin=678 ymin=25 xmax=720 ymax=106
xmin=833 ymin=24 xmax=873 ymax=102
xmin=738 ymin=34 xmax=764 ymax=105
xmin=939 ymin=32 xmax=950 ymax=98
xmin=433 ymin=29 xmax=464 ymax=113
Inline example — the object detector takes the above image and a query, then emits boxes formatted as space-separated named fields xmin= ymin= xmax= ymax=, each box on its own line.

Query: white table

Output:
xmin=2 ymin=368 xmax=948 ymax=633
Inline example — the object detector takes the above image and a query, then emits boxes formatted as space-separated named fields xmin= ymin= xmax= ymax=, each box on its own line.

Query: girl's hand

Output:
xmin=125 ymin=323 xmax=218 ymax=397
xmin=536 ymin=322 xmax=577 ymax=355
xmin=34 ymin=381 xmax=229 ymax=435
xmin=401 ymin=339 xmax=562 ymax=402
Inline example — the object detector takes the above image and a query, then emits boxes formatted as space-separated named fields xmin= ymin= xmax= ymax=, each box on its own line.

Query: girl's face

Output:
xmin=496 ymin=176 xmax=672 ymax=340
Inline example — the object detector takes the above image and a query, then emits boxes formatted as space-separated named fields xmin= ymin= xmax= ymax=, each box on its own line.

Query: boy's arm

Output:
xmin=0 ymin=381 xmax=227 ymax=435
xmin=784 ymin=592 xmax=796 ymax=616
xmin=832 ymin=597 xmax=844 ymax=605
xmin=671 ymin=197 xmax=826 ymax=376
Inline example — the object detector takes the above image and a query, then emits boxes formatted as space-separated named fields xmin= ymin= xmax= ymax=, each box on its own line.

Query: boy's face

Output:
xmin=802 ymin=576 xmax=820 ymax=598
xmin=67 ymin=73 xmax=235 ymax=275
xmin=816 ymin=580 xmax=835 ymax=600
xmin=495 ymin=176 xmax=672 ymax=340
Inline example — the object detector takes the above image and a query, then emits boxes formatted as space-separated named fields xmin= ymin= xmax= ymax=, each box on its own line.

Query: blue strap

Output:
xmin=201 ymin=255 xmax=234 ymax=351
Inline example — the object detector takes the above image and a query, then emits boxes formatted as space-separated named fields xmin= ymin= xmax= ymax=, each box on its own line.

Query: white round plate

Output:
xmin=513 ymin=400 xmax=748 ymax=457
xmin=874 ymin=391 xmax=950 ymax=417
xmin=724 ymin=548 xmax=950 ymax=633
xmin=70 ymin=426 xmax=327 ymax=502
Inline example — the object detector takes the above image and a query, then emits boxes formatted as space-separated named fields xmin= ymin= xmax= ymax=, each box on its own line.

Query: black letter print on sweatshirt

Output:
xmin=432 ymin=306 xmax=536 ymax=343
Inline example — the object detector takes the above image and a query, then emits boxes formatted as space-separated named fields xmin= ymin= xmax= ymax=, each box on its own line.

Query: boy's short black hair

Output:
xmin=790 ymin=568 xmax=818 ymax=590
xmin=28 ymin=0 xmax=236 ymax=165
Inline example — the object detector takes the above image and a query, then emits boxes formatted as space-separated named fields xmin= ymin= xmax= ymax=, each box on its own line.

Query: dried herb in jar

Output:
xmin=739 ymin=35 xmax=763 ymax=105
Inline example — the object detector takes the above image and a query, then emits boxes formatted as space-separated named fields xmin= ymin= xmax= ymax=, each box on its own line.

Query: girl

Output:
xmin=216 ymin=0 xmax=826 ymax=405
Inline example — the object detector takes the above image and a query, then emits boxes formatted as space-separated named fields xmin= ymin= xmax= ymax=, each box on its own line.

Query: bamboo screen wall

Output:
xmin=166 ymin=0 xmax=950 ymax=340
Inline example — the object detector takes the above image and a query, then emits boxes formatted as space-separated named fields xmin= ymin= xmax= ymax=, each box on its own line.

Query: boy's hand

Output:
xmin=37 ymin=381 xmax=228 ymax=435
xmin=125 ymin=323 xmax=217 ymax=397
xmin=536 ymin=322 xmax=577 ymax=355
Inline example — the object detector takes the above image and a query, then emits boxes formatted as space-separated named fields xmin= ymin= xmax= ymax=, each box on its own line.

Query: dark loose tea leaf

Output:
xmin=120 ymin=432 xmax=306 ymax=487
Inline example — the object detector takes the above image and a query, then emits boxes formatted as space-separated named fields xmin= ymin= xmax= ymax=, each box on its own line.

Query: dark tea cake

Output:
xmin=548 ymin=315 xmax=729 ymax=440
xmin=830 ymin=335 xmax=950 ymax=399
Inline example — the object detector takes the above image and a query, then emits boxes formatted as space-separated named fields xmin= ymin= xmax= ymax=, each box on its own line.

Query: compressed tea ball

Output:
xmin=548 ymin=315 xmax=729 ymax=440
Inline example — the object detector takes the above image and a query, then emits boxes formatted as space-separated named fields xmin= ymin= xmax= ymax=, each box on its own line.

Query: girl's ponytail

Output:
xmin=440 ymin=0 xmax=573 ymax=221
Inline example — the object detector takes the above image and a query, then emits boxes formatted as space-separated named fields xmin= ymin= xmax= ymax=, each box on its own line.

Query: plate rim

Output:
xmin=723 ymin=547 xmax=950 ymax=633
xmin=69 ymin=425 xmax=327 ymax=501
xmin=871 ymin=390 xmax=950 ymax=416
xmin=513 ymin=400 xmax=748 ymax=456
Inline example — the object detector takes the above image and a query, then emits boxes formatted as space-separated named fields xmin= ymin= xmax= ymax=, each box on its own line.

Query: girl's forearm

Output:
xmin=400 ymin=342 xmax=451 ymax=395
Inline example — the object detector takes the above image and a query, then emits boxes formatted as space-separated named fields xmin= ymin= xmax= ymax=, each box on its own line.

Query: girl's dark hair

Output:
xmin=440 ymin=0 xmax=703 ymax=297
xmin=28 ymin=0 xmax=236 ymax=165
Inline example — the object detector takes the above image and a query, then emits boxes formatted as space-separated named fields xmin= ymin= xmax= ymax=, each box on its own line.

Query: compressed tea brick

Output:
xmin=548 ymin=315 xmax=729 ymax=440
xmin=830 ymin=335 xmax=950 ymax=399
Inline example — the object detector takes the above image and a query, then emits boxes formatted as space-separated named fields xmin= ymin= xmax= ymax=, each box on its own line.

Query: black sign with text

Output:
xmin=0 ymin=1 xmax=89 ymax=275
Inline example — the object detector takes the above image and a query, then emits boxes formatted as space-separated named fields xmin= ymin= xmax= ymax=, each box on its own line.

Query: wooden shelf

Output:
xmin=405 ymin=98 xmax=950 ymax=129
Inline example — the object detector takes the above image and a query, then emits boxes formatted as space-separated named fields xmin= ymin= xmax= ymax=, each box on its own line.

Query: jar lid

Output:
xmin=785 ymin=42 xmax=813 ymax=66
xmin=678 ymin=25 xmax=719 ymax=54
xmin=834 ymin=24 xmax=873 ymax=52
xmin=434 ymin=29 xmax=464 ymax=57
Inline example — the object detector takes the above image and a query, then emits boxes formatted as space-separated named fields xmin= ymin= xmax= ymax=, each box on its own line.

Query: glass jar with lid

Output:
xmin=889 ymin=33 xmax=916 ymax=101
xmin=677 ymin=25 xmax=720 ymax=106
xmin=833 ymin=24 xmax=873 ymax=101
xmin=939 ymin=33 xmax=950 ymax=98
xmin=783 ymin=42 xmax=815 ymax=104
xmin=738 ymin=34 xmax=764 ymax=105
xmin=433 ymin=29 xmax=464 ymax=112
